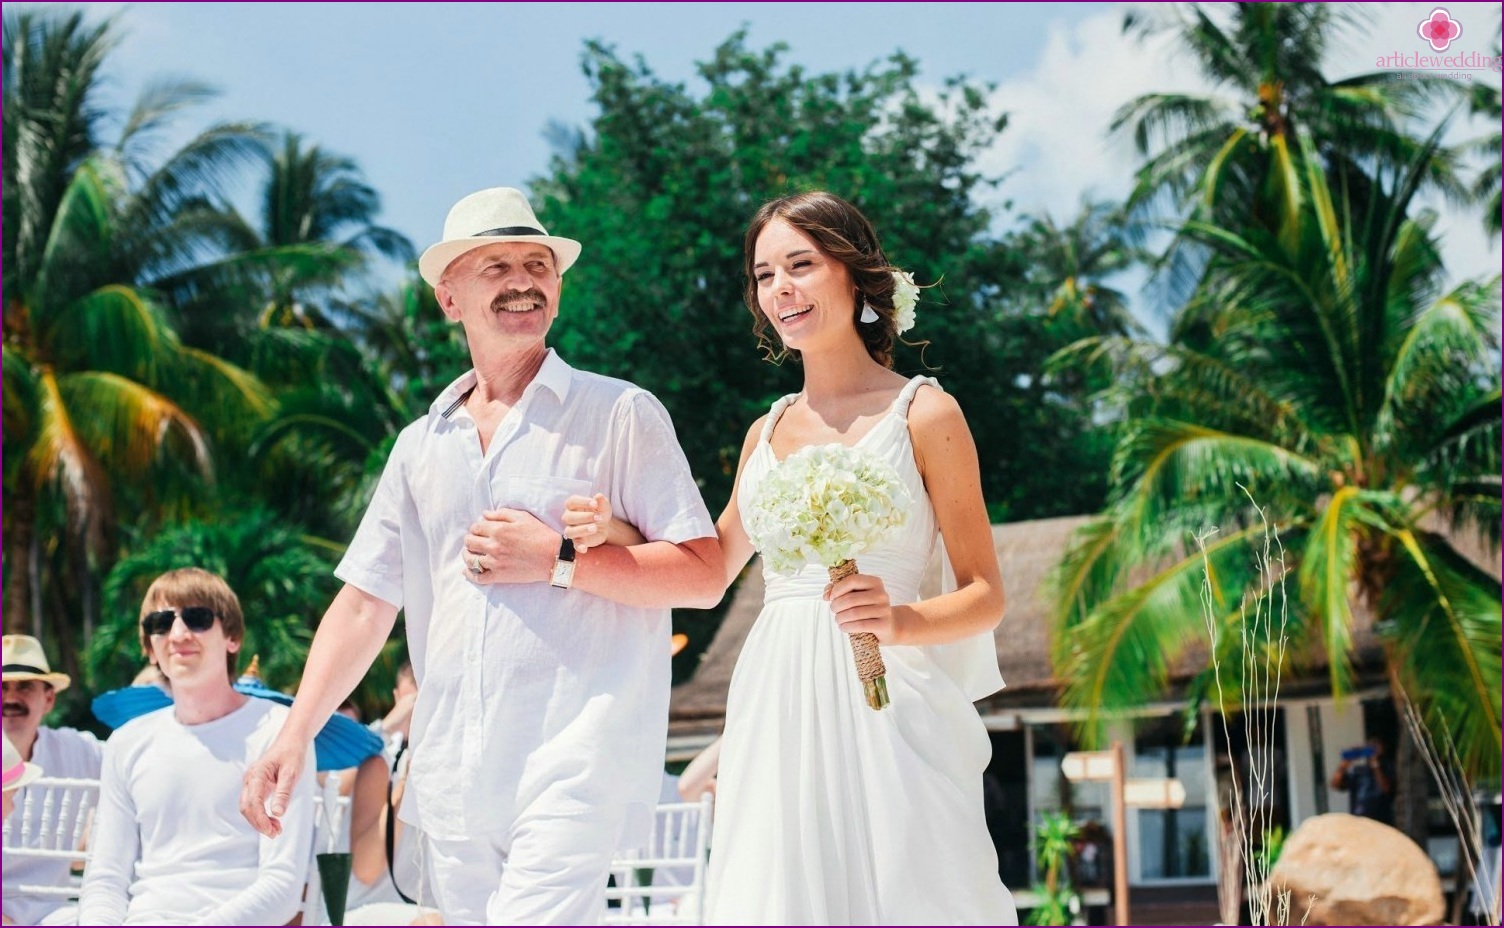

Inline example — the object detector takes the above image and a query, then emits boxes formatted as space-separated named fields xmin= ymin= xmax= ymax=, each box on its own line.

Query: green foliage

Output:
xmin=3 ymin=9 xmax=272 ymax=649
xmin=1053 ymin=6 xmax=1500 ymax=784
xmin=1255 ymin=825 xmax=1286 ymax=873
xmin=1051 ymin=130 xmax=1502 ymax=776
xmin=1027 ymin=810 xmax=1083 ymax=926
xmin=3 ymin=8 xmax=118 ymax=296
xmin=2 ymin=12 xmax=411 ymax=678
xmin=1468 ymin=76 xmax=1500 ymax=236
xmin=164 ymin=130 xmax=415 ymax=359
xmin=1113 ymin=2 xmax=1474 ymax=302
xmin=534 ymin=32 xmax=1110 ymax=520
xmin=1018 ymin=198 xmax=1147 ymax=340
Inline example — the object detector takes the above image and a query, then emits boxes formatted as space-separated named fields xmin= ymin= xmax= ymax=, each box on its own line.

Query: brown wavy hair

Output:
xmin=743 ymin=191 xmax=908 ymax=368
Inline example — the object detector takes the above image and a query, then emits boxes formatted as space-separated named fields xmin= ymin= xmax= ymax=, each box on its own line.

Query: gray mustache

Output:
xmin=491 ymin=289 xmax=547 ymax=311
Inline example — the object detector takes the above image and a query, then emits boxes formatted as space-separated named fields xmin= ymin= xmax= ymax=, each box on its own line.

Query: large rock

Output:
xmin=1267 ymin=813 xmax=1444 ymax=926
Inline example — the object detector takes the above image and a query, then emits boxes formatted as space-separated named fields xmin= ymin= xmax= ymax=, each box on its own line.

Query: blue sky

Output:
xmin=59 ymin=2 xmax=1109 ymax=246
xmin=24 ymin=2 xmax=1504 ymax=303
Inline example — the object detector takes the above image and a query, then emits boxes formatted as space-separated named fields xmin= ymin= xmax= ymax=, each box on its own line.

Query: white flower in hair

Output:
xmin=891 ymin=270 xmax=919 ymax=335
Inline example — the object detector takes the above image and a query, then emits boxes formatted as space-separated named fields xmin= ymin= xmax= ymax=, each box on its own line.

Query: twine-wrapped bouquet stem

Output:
xmin=746 ymin=443 xmax=909 ymax=712
xmin=829 ymin=558 xmax=889 ymax=710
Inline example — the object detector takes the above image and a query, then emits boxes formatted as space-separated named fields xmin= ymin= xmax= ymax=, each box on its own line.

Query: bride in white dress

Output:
xmin=568 ymin=191 xmax=1017 ymax=925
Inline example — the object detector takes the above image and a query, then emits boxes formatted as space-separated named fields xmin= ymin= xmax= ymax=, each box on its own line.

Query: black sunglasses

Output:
xmin=141 ymin=606 xmax=218 ymax=637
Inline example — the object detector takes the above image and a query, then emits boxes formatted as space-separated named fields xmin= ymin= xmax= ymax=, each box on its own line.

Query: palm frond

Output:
xmin=174 ymin=345 xmax=273 ymax=421
xmin=26 ymin=368 xmax=110 ymax=556
xmin=1057 ymin=520 xmax=1273 ymax=743
xmin=1049 ymin=516 xmax=1123 ymax=640
xmin=343 ymin=224 xmax=415 ymax=263
xmin=45 ymin=284 xmax=175 ymax=383
xmin=31 ymin=158 xmax=117 ymax=317
xmin=1113 ymin=418 xmax=1322 ymax=527
xmin=1110 ymin=92 xmax=1239 ymax=158
xmin=1386 ymin=274 xmax=1500 ymax=394
xmin=1418 ymin=386 xmax=1504 ymax=548
xmin=116 ymin=120 xmax=271 ymax=253
xmin=1382 ymin=529 xmax=1503 ymax=778
xmin=55 ymin=370 xmax=211 ymax=478
xmin=115 ymin=77 xmax=219 ymax=171
xmin=1296 ymin=486 xmax=1388 ymax=696
xmin=3 ymin=9 xmax=118 ymax=287
xmin=2 ymin=344 xmax=41 ymax=456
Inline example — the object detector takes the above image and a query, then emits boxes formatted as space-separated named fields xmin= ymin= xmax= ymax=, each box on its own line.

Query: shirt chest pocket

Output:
xmin=495 ymin=476 xmax=593 ymax=533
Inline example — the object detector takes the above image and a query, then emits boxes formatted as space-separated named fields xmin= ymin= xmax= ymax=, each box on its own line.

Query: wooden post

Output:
xmin=1112 ymin=740 xmax=1130 ymax=927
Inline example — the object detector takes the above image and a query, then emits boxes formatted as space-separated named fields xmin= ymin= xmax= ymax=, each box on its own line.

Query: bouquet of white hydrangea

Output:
xmin=746 ymin=443 xmax=911 ymax=709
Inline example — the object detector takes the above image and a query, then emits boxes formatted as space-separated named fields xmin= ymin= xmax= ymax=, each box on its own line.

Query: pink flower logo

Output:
xmin=1417 ymin=8 xmax=1463 ymax=52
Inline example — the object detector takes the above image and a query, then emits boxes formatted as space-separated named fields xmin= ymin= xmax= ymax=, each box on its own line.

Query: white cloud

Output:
xmin=978 ymin=2 xmax=1500 ymax=292
xmin=977 ymin=6 xmax=1214 ymax=221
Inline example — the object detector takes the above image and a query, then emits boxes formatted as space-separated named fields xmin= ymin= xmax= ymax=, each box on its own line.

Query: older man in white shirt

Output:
xmin=242 ymin=186 xmax=723 ymax=926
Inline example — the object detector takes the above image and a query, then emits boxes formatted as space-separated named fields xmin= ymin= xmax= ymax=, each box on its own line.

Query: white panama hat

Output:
xmin=418 ymin=187 xmax=582 ymax=287
xmin=2 ymin=635 xmax=71 ymax=692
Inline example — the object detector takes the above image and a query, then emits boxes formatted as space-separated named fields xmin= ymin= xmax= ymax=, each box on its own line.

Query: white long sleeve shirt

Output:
xmin=2 ymin=726 xmax=103 ymax=925
xmin=77 ymin=699 xmax=316 ymax=926
xmin=336 ymin=350 xmax=715 ymax=847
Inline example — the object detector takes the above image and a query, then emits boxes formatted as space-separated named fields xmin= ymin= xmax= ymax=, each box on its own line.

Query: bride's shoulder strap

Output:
xmin=760 ymin=391 xmax=800 ymax=442
xmin=894 ymin=375 xmax=941 ymax=420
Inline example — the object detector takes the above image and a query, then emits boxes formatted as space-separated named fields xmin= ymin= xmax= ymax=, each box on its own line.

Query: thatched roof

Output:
xmin=668 ymin=514 xmax=1500 ymax=737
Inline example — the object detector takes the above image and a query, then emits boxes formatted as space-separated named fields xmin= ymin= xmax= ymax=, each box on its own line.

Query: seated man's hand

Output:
xmin=382 ymin=690 xmax=417 ymax=737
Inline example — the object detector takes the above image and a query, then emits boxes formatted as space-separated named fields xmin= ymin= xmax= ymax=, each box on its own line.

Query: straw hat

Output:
xmin=2 ymin=636 xmax=70 ymax=692
xmin=2 ymin=733 xmax=43 ymax=792
xmin=418 ymin=187 xmax=582 ymax=287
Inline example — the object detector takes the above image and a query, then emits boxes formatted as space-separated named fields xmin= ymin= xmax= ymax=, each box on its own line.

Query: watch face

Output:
xmin=551 ymin=560 xmax=575 ymax=588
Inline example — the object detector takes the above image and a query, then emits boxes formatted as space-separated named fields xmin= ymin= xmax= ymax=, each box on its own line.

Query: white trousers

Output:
xmin=425 ymin=806 xmax=627 ymax=926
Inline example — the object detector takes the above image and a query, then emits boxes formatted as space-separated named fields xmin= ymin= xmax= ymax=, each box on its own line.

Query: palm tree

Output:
xmin=1467 ymin=79 xmax=1500 ymax=237
xmin=1027 ymin=810 xmax=1083 ymax=926
xmin=152 ymin=132 xmax=419 ymax=542
xmin=3 ymin=10 xmax=113 ymax=297
xmin=1050 ymin=132 xmax=1501 ymax=786
xmin=254 ymin=132 xmax=412 ymax=291
xmin=1018 ymin=198 xmax=1146 ymax=339
xmin=1113 ymin=3 xmax=1473 ymax=297
xmin=2 ymin=10 xmax=269 ymax=650
xmin=165 ymin=131 xmax=414 ymax=363
xmin=336 ymin=271 xmax=467 ymax=410
xmin=1116 ymin=3 xmax=1473 ymax=207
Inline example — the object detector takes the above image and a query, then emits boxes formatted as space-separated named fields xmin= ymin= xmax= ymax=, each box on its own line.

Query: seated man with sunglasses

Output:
xmin=78 ymin=568 xmax=317 ymax=926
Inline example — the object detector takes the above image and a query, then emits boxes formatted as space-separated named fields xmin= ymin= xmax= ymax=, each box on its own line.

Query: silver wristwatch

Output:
xmin=550 ymin=535 xmax=577 ymax=589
